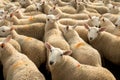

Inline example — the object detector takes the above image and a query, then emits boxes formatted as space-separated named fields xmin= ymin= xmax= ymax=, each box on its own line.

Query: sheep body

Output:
xmin=10 ymin=30 xmax=47 ymax=68
xmin=86 ymin=4 xmax=109 ymax=14
xmin=51 ymin=56 xmax=116 ymax=80
xmin=62 ymin=26 xmax=102 ymax=66
xmin=0 ymin=38 xmax=45 ymax=80
xmin=46 ymin=44 xmax=116 ymax=80
xmin=0 ymin=23 xmax=45 ymax=41
xmin=10 ymin=14 xmax=46 ymax=25
xmin=44 ymin=15 xmax=70 ymax=50
xmin=89 ymin=31 xmax=120 ymax=65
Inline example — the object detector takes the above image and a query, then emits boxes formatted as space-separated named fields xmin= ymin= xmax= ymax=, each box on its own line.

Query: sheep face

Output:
xmin=0 ymin=26 xmax=11 ymax=37
xmin=46 ymin=14 xmax=59 ymax=23
xmin=62 ymin=25 xmax=77 ymax=38
xmin=19 ymin=0 xmax=29 ymax=5
xmin=108 ymin=5 xmax=119 ymax=14
xmin=84 ymin=25 xmax=105 ymax=41
xmin=90 ymin=16 xmax=100 ymax=28
xmin=0 ymin=9 xmax=4 ymax=16
xmin=0 ymin=35 xmax=12 ymax=58
xmin=115 ymin=17 xmax=120 ymax=28
xmin=45 ymin=43 xmax=72 ymax=66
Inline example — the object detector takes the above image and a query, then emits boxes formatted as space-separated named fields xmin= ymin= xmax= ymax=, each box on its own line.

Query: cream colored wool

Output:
xmin=10 ymin=14 xmax=46 ymax=25
xmin=44 ymin=15 xmax=70 ymax=51
xmin=89 ymin=31 xmax=120 ymax=65
xmin=61 ymin=25 xmax=102 ymax=66
xmin=86 ymin=3 xmax=109 ymax=14
xmin=0 ymin=37 xmax=45 ymax=80
xmin=49 ymin=6 xmax=89 ymax=20
xmin=46 ymin=45 xmax=116 ymax=80
xmin=10 ymin=30 xmax=47 ymax=68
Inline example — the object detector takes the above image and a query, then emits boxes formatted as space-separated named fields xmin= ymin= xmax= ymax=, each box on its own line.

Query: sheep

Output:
xmin=100 ymin=17 xmax=120 ymax=36
xmin=48 ymin=6 xmax=89 ymax=20
xmin=61 ymin=25 xmax=102 ymax=66
xmin=44 ymin=14 xmax=70 ymax=51
xmin=18 ymin=0 xmax=32 ymax=8
xmin=0 ymin=35 xmax=45 ymax=80
xmin=57 ymin=15 xmax=101 ymax=27
xmin=45 ymin=42 xmax=116 ymax=80
xmin=111 ymin=1 xmax=120 ymax=7
xmin=0 ymin=22 xmax=45 ymax=41
xmin=2 ymin=29 xmax=47 ymax=68
xmin=76 ymin=2 xmax=101 ymax=17
xmin=0 ymin=37 xmax=21 ymax=52
xmin=57 ymin=5 xmax=77 ymax=14
xmin=50 ymin=0 xmax=71 ymax=6
xmin=114 ymin=16 xmax=120 ymax=28
xmin=103 ymin=13 xmax=120 ymax=24
xmin=25 ymin=3 xmax=42 ymax=12
xmin=58 ymin=22 xmax=89 ymax=43
xmin=108 ymin=5 xmax=120 ymax=14
xmin=85 ymin=25 xmax=120 ymax=65
xmin=9 ymin=13 xmax=46 ymax=25
xmin=12 ymin=9 xmax=44 ymax=19
xmin=85 ymin=3 xmax=109 ymax=14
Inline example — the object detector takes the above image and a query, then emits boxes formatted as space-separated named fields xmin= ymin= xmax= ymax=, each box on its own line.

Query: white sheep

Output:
xmin=100 ymin=17 xmax=120 ymax=36
xmin=0 ymin=35 xmax=45 ymax=80
xmin=44 ymin=14 xmax=70 ymax=51
xmin=9 ymin=13 xmax=46 ymax=25
xmin=57 ymin=15 xmax=101 ymax=27
xmin=103 ymin=13 xmax=120 ymax=24
xmin=58 ymin=23 xmax=89 ymax=42
xmin=61 ymin=25 xmax=102 ymax=66
xmin=0 ymin=22 xmax=45 ymax=41
xmin=85 ymin=3 xmax=109 ymax=14
xmin=45 ymin=42 xmax=116 ymax=80
xmin=19 ymin=0 xmax=32 ymax=8
xmin=85 ymin=25 xmax=120 ymax=65
xmin=48 ymin=6 xmax=89 ymax=20
xmin=114 ymin=16 xmax=120 ymax=28
xmin=57 ymin=5 xmax=77 ymax=14
xmin=2 ymin=29 xmax=47 ymax=68
xmin=76 ymin=2 xmax=101 ymax=17
xmin=0 ymin=37 xmax=21 ymax=52
xmin=50 ymin=0 xmax=71 ymax=6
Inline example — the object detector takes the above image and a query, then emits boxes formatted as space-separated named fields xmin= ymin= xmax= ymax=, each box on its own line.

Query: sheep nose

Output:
xmin=99 ymin=25 xmax=101 ymax=28
xmin=90 ymin=37 xmax=93 ymax=40
xmin=50 ymin=61 xmax=54 ymax=65
xmin=115 ymin=24 xmax=118 ymax=27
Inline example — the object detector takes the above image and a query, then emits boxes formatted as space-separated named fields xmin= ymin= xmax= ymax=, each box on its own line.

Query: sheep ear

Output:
xmin=3 ymin=35 xmax=12 ymax=44
xmin=72 ymin=24 xmax=77 ymax=29
xmin=102 ymin=18 xmax=105 ymax=22
xmin=63 ymin=50 xmax=72 ymax=55
xmin=56 ymin=13 xmax=61 ymax=20
xmin=45 ymin=42 xmax=52 ymax=51
xmin=0 ymin=43 xmax=5 ymax=48
xmin=99 ymin=15 xmax=103 ymax=20
xmin=84 ymin=24 xmax=90 ymax=30
xmin=66 ymin=25 xmax=69 ymax=31
xmin=99 ymin=27 xmax=106 ymax=32
xmin=88 ymin=15 xmax=92 ymax=19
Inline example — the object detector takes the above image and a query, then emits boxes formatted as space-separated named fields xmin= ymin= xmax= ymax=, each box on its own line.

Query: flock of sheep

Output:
xmin=0 ymin=0 xmax=120 ymax=80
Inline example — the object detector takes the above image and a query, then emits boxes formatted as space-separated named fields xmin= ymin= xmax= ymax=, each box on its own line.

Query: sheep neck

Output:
xmin=65 ymin=30 xmax=84 ymax=45
xmin=45 ymin=21 xmax=59 ymax=32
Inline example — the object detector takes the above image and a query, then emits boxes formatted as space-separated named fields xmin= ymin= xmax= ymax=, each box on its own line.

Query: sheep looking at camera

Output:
xmin=45 ymin=42 xmax=116 ymax=80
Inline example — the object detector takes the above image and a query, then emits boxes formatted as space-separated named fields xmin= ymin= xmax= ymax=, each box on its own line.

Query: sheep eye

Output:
xmin=2 ymin=30 xmax=5 ymax=32
xmin=48 ymin=19 xmax=50 ymax=21
xmin=60 ymin=54 xmax=63 ymax=56
xmin=1 ymin=44 xmax=4 ymax=48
